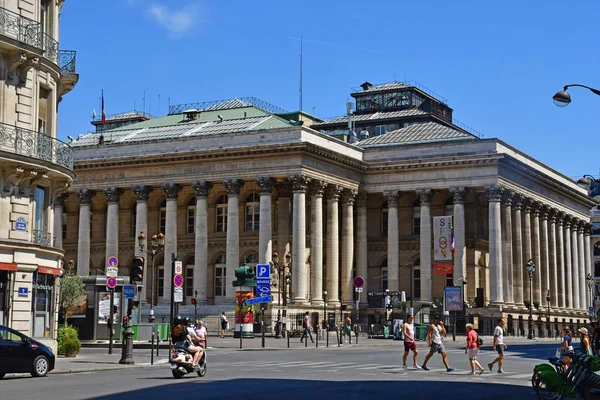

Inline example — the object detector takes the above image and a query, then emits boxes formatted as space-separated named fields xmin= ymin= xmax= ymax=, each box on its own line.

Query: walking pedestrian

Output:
xmin=488 ymin=318 xmax=507 ymax=373
xmin=465 ymin=323 xmax=484 ymax=375
xmin=421 ymin=316 xmax=454 ymax=372
xmin=195 ymin=320 xmax=207 ymax=348
xmin=579 ymin=327 xmax=593 ymax=355
xmin=343 ymin=314 xmax=352 ymax=343
xmin=402 ymin=313 xmax=419 ymax=369
xmin=220 ymin=312 xmax=228 ymax=338
xmin=558 ymin=326 xmax=573 ymax=369
xmin=300 ymin=311 xmax=314 ymax=343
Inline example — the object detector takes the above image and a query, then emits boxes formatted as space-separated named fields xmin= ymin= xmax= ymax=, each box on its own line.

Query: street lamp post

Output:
xmin=552 ymin=84 xmax=600 ymax=107
xmin=138 ymin=232 xmax=165 ymax=323
xmin=526 ymin=259 xmax=536 ymax=340
xmin=587 ymin=273 xmax=595 ymax=321
xmin=546 ymin=289 xmax=551 ymax=338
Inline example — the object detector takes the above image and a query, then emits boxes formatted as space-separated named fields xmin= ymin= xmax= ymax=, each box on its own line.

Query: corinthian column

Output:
xmin=223 ymin=179 xmax=244 ymax=303
xmin=104 ymin=187 xmax=123 ymax=272
xmin=53 ymin=194 xmax=66 ymax=249
xmin=289 ymin=175 xmax=310 ymax=304
xmin=512 ymin=194 xmax=524 ymax=306
xmin=417 ymin=189 xmax=434 ymax=303
xmin=532 ymin=202 xmax=542 ymax=305
xmin=326 ymin=184 xmax=342 ymax=304
xmin=540 ymin=206 xmax=550 ymax=307
xmin=450 ymin=187 xmax=468 ymax=291
xmin=341 ymin=189 xmax=356 ymax=305
xmin=564 ymin=217 xmax=573 ymax=309
xmin=572 ymin=220 xmax=580 ymax=310
xmin=76 ymin=189 xmax=95 ymax=276
xmin=256 ymin=177 xmax=274 ymax=265
xmin=384 ymin=191 xmax=401 ymax=293
xmin=193 ymin=181 xmax=212 ymax=304
xmin=548 ymin=210 xmax=558 ymax=309
xmin=556 ymin=213 xmax=566 ymax=309
xmin=309 ymin=180 xmax=326 ymax=304
xmin=578 ymin=223 xmax=586 ymax=310
xmin=355 ymin=192 xmax=369 ymax=306
xmin=501 ymin=190 xmax=514 ymax=305
xmin=486 ymin=185 xmax=503 ymax=305
xmin=133 ymin=185 xmax=151 ymax=302
xmin=161 ymin=183 xmax=181 ymax=302
xmin=522 ymin=199 xmax=532 ymax=305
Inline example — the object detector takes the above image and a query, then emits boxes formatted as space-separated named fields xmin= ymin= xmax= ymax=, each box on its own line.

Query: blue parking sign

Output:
xmin=256 ymin=264 xmax=271 ymax=300
xmin=123 ymin=285 xmax=135 ymax=299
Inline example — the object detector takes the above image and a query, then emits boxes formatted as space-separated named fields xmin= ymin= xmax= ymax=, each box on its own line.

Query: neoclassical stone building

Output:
xmin=0 ymin=0 xmax=78 ymax=350
xmin=63 ymin=86 xmax=594 ymax=325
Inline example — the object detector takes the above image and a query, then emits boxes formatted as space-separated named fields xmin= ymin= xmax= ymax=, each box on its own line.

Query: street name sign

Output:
xmin=123 ymin=285 xmax=135 ymax=299
xmin=246 ymin=295 xmax=273 ymax=306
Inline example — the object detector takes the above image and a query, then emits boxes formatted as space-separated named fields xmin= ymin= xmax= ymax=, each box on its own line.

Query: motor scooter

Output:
xmin=170 ymin=345 xmax=207 ymax=379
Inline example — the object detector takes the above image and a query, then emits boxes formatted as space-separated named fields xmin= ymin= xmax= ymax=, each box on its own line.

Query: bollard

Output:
xmin=326 ymin=328 xmax=329 ymax=347
xmin=287 ymin=331 xmax=290 ymax=348
xmin=336 ymin=328 xmax=340 ymax=347
xmin=355 ymin=325 xmax=359 ymax=345
xmin=151 ymin=325 xmax=155 ymax=365
xmin=305 ymin=332 xmax=308 ymax=348
xmin=316 ymin=328 xmax=319 ymax=348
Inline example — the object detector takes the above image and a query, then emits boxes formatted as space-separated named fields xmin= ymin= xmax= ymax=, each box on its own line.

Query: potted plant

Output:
xmin=58 ymin=325 xmax=81 ymax=358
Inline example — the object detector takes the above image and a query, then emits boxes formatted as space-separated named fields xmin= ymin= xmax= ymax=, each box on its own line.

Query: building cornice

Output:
xmin=366 ymin=153 xmax=502 ymax=172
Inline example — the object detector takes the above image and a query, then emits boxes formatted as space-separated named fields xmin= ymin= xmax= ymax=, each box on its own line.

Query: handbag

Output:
xmin=554 ymin=348 xmax=562 ymax=359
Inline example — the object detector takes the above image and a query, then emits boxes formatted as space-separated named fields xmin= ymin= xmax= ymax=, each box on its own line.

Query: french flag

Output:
xmin=451 ymin=227 xmax=455 ymax=255
xmin=101 ymin=89 xmax=106 ymax=125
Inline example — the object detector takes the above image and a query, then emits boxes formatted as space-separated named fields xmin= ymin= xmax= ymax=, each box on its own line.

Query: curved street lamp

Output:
xmin=587 ymin=273 xmax=596 ymax=321
xmin=553 ymin=84 xmax=600 ymax=107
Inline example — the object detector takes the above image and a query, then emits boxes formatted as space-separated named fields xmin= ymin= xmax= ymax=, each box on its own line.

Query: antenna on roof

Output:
xmin=299 ymin=34 xmax=303 ymax=123
xmin=158 ymin=94 xmax=161 ymax=116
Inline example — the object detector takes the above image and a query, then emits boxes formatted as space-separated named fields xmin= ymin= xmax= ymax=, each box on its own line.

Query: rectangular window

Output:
xmin=31 ymin=273 xmax=55 ymax=338
xmin=413 ymin=269 xmax=421 ymax=299
xmin=62 ymin=213 xmax=67 ymax=240
xmin=216 ymin=206 xmax=227 ymax=232
xmin=375 ymin=125 xmax=386 ymax=136
xmin=34 ymin=186 xmax=47 ymax=232
xmin=381 ymin=268 xmax=388 ymax=291
xmin=382 ymin=209 xmax=388 ymax=237
xmin=159 ymin=208 xmax=166 ymax=234
xmin=446 ymin=274 xmax=454 ymax=287
xmin=158 ymin=267 xmax=164 ymax=297
xmin=187 ymin=207 xmax=195 ymax=234
xmin=413 ymin=207 xmax=421 ymax=236
xmin=245 ymin=204 xmax=260 ymax=231
xmin=38 ymin=87 xmax=51 ymax=138
xmin=185 ymin=267 xmax=194 ymax=297
xmin=215 ymin=267 xmax=225 ymax=296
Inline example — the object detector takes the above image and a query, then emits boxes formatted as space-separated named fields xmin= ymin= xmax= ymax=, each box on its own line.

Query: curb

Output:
xmin=49 ymin=363 xmax=166 ymax=375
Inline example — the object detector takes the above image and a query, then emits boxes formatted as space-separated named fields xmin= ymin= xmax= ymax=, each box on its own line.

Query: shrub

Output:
xmin=58 ymin=325 xmax=81 ymax=357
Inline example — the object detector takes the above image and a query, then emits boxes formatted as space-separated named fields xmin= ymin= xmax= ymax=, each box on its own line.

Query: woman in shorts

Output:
xmin=465 ymin=323 xmax=484 ymax=375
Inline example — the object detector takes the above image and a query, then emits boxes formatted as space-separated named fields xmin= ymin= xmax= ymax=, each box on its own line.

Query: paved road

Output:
xmin=0 ymin=340 xmax=558 ymax=400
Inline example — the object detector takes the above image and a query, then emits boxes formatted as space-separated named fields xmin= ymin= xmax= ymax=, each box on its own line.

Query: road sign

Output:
xmin=256 ymin=263 xmax=271 ymax=298
xmin=174 ymin=287 xmax=183 ymax=303
xmin=107 ymin=256 xmax=118 ymax=267
xmin=123 ymin=285 xmax=135 ymax=299
xmin=106 ymin=266 xmax=118 ymax=278
xmin=246 ymin=295 xmax=273 ymax=305
xmin=353 ymin=276 xmax=364 ymax=288
xmin=173 ymin=274 xmax=184 ymax=288
xmin=174 ymin=261 xmax=183 ymax=275
xmin=354 ymin=287 xmax=363 ymax=293
xmin=590 ymin=306 xmax=595 ymax=313
xmin=107 ymin=277 xmax=117 ymax=289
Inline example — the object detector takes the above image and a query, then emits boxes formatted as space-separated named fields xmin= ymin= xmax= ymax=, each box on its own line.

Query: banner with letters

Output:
xmin=433 ymin=216 xmax=453 ymax=274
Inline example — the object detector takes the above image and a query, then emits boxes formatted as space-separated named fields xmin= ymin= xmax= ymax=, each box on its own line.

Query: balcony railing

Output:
xmin=0 ymin=122 xmax=73 ymax=169
xmin=0 ymin=6 xmax=58 ymax=64
xmin=33 ymin=229 xmax=52 ymax=247
xmin=58 ymin=50 xmax=76 ymax=74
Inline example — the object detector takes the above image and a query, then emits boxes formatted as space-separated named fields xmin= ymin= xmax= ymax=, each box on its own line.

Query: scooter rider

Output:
xmin=171 ymin=316 xmax=202 ymax=369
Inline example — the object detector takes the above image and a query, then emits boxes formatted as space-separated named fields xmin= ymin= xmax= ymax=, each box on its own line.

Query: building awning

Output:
xmin=38 ymin=266 xmax=62 ymax=276
xmin=0 ymin=262 xmax=17 ymax=271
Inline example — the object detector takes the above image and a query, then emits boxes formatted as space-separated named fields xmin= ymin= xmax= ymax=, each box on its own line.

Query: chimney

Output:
xmin=360 ymin=81 xmax=373 ymax=91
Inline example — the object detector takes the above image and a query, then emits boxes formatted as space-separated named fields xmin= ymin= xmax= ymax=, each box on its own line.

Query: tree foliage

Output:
xmin=59 ymin=274 xmax=86 ymax=325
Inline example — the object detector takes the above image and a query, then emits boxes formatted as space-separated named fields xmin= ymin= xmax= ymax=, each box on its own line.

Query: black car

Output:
xmin=0 ymin=324 xmax=55 ymax=378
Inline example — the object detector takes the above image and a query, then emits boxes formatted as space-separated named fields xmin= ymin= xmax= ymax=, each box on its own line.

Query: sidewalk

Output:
xmin=51 ymin=348 xmax=170 ymax=375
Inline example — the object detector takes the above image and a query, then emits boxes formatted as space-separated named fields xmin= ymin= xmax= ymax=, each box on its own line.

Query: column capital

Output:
xmin=223 ymin=179 xmax=245 ymax=196
xmin=383 ymin=190 xmax=402 ymax=207
xmin=530 ymin=200 xmax=542 ymax=217
xmin=555 ymin=211 xmax=565 ymax=225
xmin=584 ymin=222 xmax=593 ymax=235
xmin=577 ymin=220 xmax=587 ymax=234
xmin=255 ymin=177 xmax=274 ymax=194
xmin=325 ymin=184 xmax=343 ymax=201
xmin=449 ymin=186 xmax=468 ymax=204
xmin=104 ymin=187 xmax=124 ymax=203
xmin=340 ymin=189 xmax=357 ymax=205
xmin=132 ymin=185 xmax=152 ymax=201
xmin=485 ymin=185 xmax=503 ymax=202
xmin=563 ymin=214 xmax=573 ymax=229
xmin=416 ymin=189 xmax=435 ymax=204
xmin=161 ymin=183 xmax=181 ymax=199
xmin=512 ymin=193 xmax=525 ymax=210
xmin=288 ymin=175 xmax=310 ymax=192
xmin=502 ymin=189 xmax=515 ymax=206
xmin=193 ymin=181 xmax=213 ymax=198
xmin=54 ymin=193 xmax=67 ymax=207
xmin=77 ymin=188 xmax=95 ymax=205
xmin=522 ymin=197 xmax=533 ymax=214
xmin=355 ymin=191 xmax=368 ymax=207
xmin=548 ymin=208 xmax=558 ymax=224
xmin=539 ymin=204 xmax=550 ymax=220
xmin=309 ymin=179 xmax=326 ymax=197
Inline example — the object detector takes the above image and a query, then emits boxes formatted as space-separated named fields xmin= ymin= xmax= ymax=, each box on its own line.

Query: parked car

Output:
xmin=0 ymin=325 xmax=55 ymax=378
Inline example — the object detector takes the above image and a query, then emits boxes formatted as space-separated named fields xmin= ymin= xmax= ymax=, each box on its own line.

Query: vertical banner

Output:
xmin=433 ymin=216 xmax=453 ymax=274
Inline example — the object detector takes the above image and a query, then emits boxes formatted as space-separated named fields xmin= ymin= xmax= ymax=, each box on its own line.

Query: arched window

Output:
xmin=594 ymin=242 xmax=600 ymax=257
xmin=245 ymin=193 xmax=260 ymax=232
xmin=214 ymin=254 xmax=226 ymax=297
xmin=595 ymin=261 xmax=600 ymax=278
xmin=159 ymin=200 xmax=166 ymax=234
xmin=413 ymin=258 xmax=421 ymax=299
xmin=381 ymin=259 xmax=388 ymax=291
xmin=185 ymin=256 xmax=194 ymax=298
xmin=216 ymin=195 xmax=228 ymax=233
xmin=187 ymin=198 xmax=196 ymax=235
xmin=62 ymin=205 xmax=68 ymax=240
xmin=244 ymin=252 xmax=259 ymax=266
xmin=381 ymin=201 xmax=388 ymax=237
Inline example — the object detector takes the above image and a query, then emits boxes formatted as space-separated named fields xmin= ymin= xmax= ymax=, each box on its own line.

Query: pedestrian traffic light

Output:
xmin=130 ymin=256 xmax=144 ymax=283
xmin=122 ymin=316 xmax=128 ymax=328
xmin=191 ymin=298 xmax=196 ymax=305
xmin=233 ymin=265 xmax=256 ymax=287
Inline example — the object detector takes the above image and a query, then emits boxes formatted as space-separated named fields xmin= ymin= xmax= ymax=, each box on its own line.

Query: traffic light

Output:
xmin=130 ymin=256 xmax=144 ymax=283
xmin=233 ymin=265 xmax=256 ymax=287
xmin=191 ymin=298 xmax=196 ymax=305
xmin=122 ymin=316 xmax=128 ymax=328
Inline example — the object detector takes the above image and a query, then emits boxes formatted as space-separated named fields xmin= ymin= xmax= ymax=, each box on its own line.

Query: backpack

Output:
xmin=302 ymin=317 xmax=307 ymax=328
xmin=477 ymin=334 xmax=483 ymax=347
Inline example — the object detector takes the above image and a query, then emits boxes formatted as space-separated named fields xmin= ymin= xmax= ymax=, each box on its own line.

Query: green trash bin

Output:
xmin=418 ymin=324 xmax=428 ymax=341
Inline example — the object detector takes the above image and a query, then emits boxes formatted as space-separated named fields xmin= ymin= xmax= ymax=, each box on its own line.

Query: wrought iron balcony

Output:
xmin=33 ymin=229 xmax=52 ymax=247
xmin=0 ymin=122 xmax=73 ymax=169
xmin=0 ymin=6 xmax=59 ymax=64
xmin=59 ymin=50 xmax=76 ymax=74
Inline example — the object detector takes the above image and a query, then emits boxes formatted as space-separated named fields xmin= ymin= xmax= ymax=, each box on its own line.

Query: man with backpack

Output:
xmin=300 ymin=311 xmax=314 ymax=343
xmin=465 ymin=323 xmax=484 ymax=375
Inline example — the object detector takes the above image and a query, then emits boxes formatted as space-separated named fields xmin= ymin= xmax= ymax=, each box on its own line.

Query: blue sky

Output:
xmin=59 ymin=0 xmax=600 ymax=180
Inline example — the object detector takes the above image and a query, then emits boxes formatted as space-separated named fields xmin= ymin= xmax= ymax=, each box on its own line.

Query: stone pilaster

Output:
xmin=531 ymin=202 xmax=542 ymax=306
xmin=309 ymin=180 xmax=326 ymax=304
xmin=355 ymin=191 xmax=369 ymax=306
xmin=384 ymin=190 xmax=401 ymax=293
xmin=341 ymin=189 xmax=356 ymax=305
xmin=256 ymin=177 xmax=274 ymax=265
xmin=571 ymin=219 xmax=580 ymax=310
xmin=564 ymin=216 xmax=573 ymax=310
xmin=416 ymin=189 xmax=434 ymax=303
xmin=132 ymin=185 xmax=152 ymax=302
xmin=512 ymin=194 xmax=524 ymax=306
xmin=53 ymin=193 xmax=66 ymax=249
xmin=326 ymin=184 xmax=342 ymax=304
xmin=486 ymin=185 xmax=503 ymax=305
xmin=577 ymin=223 xmax=586 ymax=310
xmin=288 ymin=175 xmax=310 ymax=303
xmin=193 ymin=181 xmax=212 ymax=304
xmin=450 ymin=187 xmax=468 ymax=293
xmin=548 ymin=210 xmax=558 ymax=309
xmin=556 ymin=213 xmax=566 ymax=309
xmin=522 ymin=198 xmax=532 ymax=305
xmin=501 ymin=190 xmax=514 ymax=305
xmin=223 ymin=179 xmax=244 ymax=303
xmin=104 ymin=187 xmax=123 ymax=273
xmin=539 ymin=205 xmax=550 ymax=308
xmin=161 ymin=183 xmax=181 ymax=302
xmin=76 ymin=189 xmax=95 ymax=276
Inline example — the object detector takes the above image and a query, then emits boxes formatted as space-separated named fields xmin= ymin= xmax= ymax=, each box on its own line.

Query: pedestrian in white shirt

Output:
xmin=488 ymin=318 xmax=507 ymax=373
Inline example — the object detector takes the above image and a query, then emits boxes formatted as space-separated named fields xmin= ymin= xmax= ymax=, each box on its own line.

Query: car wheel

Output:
xmin=31 ymin=355 xmax=49 ymax=377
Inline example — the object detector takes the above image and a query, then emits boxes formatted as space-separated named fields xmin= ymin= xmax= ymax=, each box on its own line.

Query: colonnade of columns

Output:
xmin=68 ymin=179 xmax=593 ymax=313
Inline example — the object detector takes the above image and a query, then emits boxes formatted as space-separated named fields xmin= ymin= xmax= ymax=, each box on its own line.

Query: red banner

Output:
xmin=434 ymin=262 xmax=453 ymax=275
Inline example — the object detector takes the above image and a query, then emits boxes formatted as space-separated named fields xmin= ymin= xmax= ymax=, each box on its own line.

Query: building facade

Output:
xmin=0 ymin=0 xmax=78 ymax=349
xmin=64 ymin=86 xmax=594 ymax=328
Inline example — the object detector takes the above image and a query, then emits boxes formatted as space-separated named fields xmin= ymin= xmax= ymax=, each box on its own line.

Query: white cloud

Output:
xmin=147 ymin=3 xmax=199 ymax=39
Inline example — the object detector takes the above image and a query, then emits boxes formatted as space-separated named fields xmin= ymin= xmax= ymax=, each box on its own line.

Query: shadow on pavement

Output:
xmin=87 ymin=378 xmax=534 ymax=400
xmin=501 ymin=342 xmax=564 ymax=360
